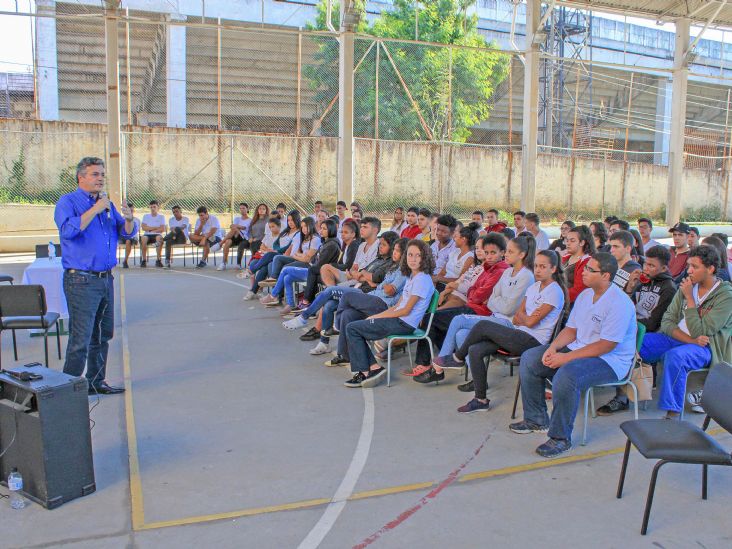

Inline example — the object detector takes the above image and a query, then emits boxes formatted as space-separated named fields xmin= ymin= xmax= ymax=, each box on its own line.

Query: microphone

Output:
xmin=99 ymin=191 xmax=110 ymax=219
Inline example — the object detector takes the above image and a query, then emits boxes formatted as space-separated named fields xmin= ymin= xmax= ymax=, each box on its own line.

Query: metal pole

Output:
xmin=296 ymin=32 xmax=302 ymax=136
xmin=125 ymin=7 xmax=132 ymax=125
xmin=447 ymin=46 xmax=452 ymax=140
xmin=375 ymin=42 xmax=380 ymax=140
xmin=623 ymin=72 xmax=634 ymax=163
xmin=29 ymin=1 xmax=38 ymax=119
xmin=104 ymin=1 xmax=123 ymax=206
xmin=217 ymin=17 xmax=222 ymax=130
xmin=230 ymin=136 xmax=235 ymax=214
xmin=337 ymin=28 xmax=355 ymax=205
xmin=521 ymin=0 xmax=540 ymax=213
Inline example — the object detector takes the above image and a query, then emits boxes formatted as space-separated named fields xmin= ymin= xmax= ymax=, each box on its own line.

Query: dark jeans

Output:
xmin=346 ymin=317 xmax=413 ymax=372
xmin=251 ymin=252 xmax=278 ymax=293
xmin=235 ymin=238 xmax=251 ymax=267
xmin=304 ymin=268 xmax=321 ymax=303
xmin=519 ymin=345 xmax=617 ymax=442
xmin=335 ymin=292 xmax=388 ymax=359
xmin=62 ymin=271 xmax=115 ymax=388
xmin=415 ymin=306 xmax=474 ymax=366
xmin=455 ymin=321 xmax=540 ymax=400
xmin=269 ymin=255 xmax=296 ymax=279
xmin=163 ymin=228 xmax=187 ymax=261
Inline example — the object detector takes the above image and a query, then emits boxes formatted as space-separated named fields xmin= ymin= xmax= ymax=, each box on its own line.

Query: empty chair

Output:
xmin=0 ymin=274 xmax=13 ymax=285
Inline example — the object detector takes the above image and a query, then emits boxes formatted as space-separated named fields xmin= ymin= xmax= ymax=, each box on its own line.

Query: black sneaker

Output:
xmin=509 ymin=420 xmax=549 ymax=434
xmin=140 ymin=260 xmax=147 ymax=268
xmin=155 ymin=259 xmax=163 ymax=268
xmin=122 ymin=260 xmax=129 ymax=269
xmin=299 ymin=327 xmax=320 ymax=341
xmin=536 ymin=438 xmax=572 ymax=458
xmin=321 ymin=327 xmax=340 ymax=337
xmin=596 ymin=397 xmax=629 ymax=416
xmin=457 ymin=379 xmax=475 ymax=392
xmin=196 ymin=260 xmax=207 ymax=269
xmin=325 ymin=355 xmax=350 ymax=367
xmin=361 ymin=367 xmax=386 ymax=388
xmin=344 ymin=372 xmax=367 ymax=388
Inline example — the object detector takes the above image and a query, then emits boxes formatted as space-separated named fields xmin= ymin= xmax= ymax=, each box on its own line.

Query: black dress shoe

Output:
xmin=89 ymin=382 xmax=125 ymax=395
xmin=413 ymin=367 xmax=445 ymax=384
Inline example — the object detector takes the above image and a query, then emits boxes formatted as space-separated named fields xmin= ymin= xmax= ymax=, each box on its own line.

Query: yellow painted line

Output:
xmin=348 ymin=481 xmax=436 ymax=501
xmin=120 ymin=275 xmax=146 ymax=530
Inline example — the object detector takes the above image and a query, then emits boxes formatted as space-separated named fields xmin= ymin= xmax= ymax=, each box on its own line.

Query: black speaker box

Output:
xmin=0 ymin=363 xmax=95 ymax=509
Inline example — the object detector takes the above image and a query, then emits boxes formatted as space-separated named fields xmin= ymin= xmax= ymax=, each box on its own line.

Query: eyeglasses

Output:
xmin=584 ymin=265 xmax=601 ymax=274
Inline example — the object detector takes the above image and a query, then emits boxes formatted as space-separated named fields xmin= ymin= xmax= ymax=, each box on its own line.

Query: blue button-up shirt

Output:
xmin=54 ymin=188 xmax=138 ymax=271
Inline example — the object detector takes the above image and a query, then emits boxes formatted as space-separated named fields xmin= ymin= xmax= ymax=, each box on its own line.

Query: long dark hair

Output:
xmin=251 ymin=203 xmax=269 ymax=226
xmin=459 ymin=221 xmax=481 ymax=248
xmin=300 ymin=216 xmax=316 ymax=243
xmin=341 ymin=219 xmax=360 ymax=242
xmin=283 ymin=210 xmax=301 ymax=237
xmin=589 ymin=222 xmax=607 ymax=249
xmin=538 ymin=249 xmax=569 ymax=317
xmin=320 ymin=218 xmax=338 ymax=240
xmin=571 ymin=225 xmax=597 ymax=255
xmin=511 ymin=233 xmax=537 ymax=272
xmin=629 ymin=228 xmax=645 ymax=261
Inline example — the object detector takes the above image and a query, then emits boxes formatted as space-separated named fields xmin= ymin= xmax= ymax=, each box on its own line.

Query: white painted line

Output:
xmin=297 ymin=388 xmax=375 ymax=549
xmin=133 ymin=268 xmax=250 ymax=289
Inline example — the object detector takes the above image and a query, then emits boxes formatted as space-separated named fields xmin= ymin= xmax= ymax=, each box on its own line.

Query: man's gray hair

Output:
xmin=76 ymin=157 xmax=105 ymax=181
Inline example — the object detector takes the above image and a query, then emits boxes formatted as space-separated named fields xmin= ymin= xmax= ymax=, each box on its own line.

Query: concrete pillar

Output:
xmin=36 ymin=0 xmax=59 ymax=120
xmin=654 ymin=77 xmax=672 ymax=166
xmin=337 ymin=29 xmax=355 ymax=205
xmin=666 ymin=18 xmax=690 ymax=226
xmin=521 ymin=0 xmax=540 ymax=213
xmin=104 ymin=2 xmax=122 ymax=206
xmin=166 ymin=15 xmax=187 ymax=128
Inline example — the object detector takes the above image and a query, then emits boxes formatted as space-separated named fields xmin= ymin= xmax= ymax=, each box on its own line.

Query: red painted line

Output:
xmin=353 ymin=433 xmax=492 ymax=549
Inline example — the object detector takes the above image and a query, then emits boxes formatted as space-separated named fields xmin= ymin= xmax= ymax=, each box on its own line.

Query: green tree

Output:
xmin=305 ymin=0 xmax=509 ymax=142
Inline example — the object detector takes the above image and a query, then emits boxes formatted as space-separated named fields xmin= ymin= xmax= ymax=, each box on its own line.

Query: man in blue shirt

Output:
xmin=54 ymin=157 xmax=137 ymax=395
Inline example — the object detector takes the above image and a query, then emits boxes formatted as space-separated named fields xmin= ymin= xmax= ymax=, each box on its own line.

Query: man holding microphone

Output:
xmin=54 ymin=157 xmax=137 ymax=395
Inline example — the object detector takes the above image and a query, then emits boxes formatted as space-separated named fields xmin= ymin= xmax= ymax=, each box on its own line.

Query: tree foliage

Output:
xmin=305 ymin=0 xmax=510 ymax=142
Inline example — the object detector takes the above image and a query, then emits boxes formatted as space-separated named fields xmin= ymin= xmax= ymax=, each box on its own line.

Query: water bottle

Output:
xmin=8 ymin=469 xmax=26 ymax=509
xmin=48 ymin=241 xmax=56 ymax=260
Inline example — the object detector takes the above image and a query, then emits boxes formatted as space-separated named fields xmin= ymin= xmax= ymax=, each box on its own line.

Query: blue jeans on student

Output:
xmin=272 ymin=266 xmax=309 ymax=306
xmin=438 ymin=314 xmax=513 ymax=365
xmin=249 ymin=252 xmax=276 ymax=274
xmin=335 ymin=292 xmax=389 ymax=359
xmin=301 ymin=285 xmax=359 ymax=320
xmin=640 ymin=332 xmax=712 ymax=412
xmin=269 ymin=255 xmax=296 ymax=279
xmin=519 ymin=344 xmax=618 ymax=442
xmin=251 ymin=252 xmax=277 ymax=293
xmin=62 ymin=271 xmax=115 ymax=388
xmin=346 ymin=317 xmax=414 ymax=373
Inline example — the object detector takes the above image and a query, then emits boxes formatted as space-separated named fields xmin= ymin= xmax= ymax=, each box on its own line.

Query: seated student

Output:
xmin=308 ymin=200 xmax=324 ymax=222
xmin=119 ymin=202 xmax=140 ymax=269
xmin=509 ymin=253 xmax=637 ymax=458
xmin=668 ymin=222 xmax=692 ymax=280
xmin=688 ymin=226 xmax=700 ymax=248
xmin=439 ymin=237 xmax=486 ymax=310
xmin=244 ymin=212 xmax=298 ymax=299
xmin=245 ymin=203 xmax=270 ymax=259
xmin=412 ymin=234 xmax=536 ymax=383
xmin=262 ymin=212 xmax=314 ymax=284
xmin=401 ymin=206 xmax=421 ymax=239
xmin=434 ymin=222 xmax=479 ymax=293
xmin=140 ymin=200 xmax=166 ymax=268
xmin=513 ymin=210 xmax=527 ymax=238
xmin=320 ymin=217 xmax=380 ymax=287
xmin=390 ymin=207 xmax=407 ymax=234
xmin=638 ymin=217 xmax=661 ymax=253
xmin=604 ymin=215 xmax=618 ymax=232
xmin=417 ymin=208 xmax=432 ymax=242
xmin=639 ymin=245 xmax=732 ymax=418
xmin=710 ymin=232 xmax=732 ymax=277
xmin=590 ymin=221 xmax=610 ymax=253
xmin=629 ymin=228 xmax=645 ymax=265
xmin=343 ymin=240 xmax=436 ymax=388
xmin=524 ymin=213 xmax=550 ymax=251
xmin=700 ymin=236 xmax=731 ymax=282
xmin=609 ymin=218 xmax=630 ymax=235
xmin=437 ymin=250 xmax=567 ymax=413
xmin=260 ymin=217 xmax=321 ymax=306
xmin=242 ymin=216 xmax=281 ymax=283
xmin=189 ymin=206 xmax=222 ymax=268
xmin=163 ymin=205 xmax=189 ymax=269
xmin=472 ymin=211 xmax=485 ymax=227
xmin=267 ymin=219 xmax=337 ymax=315
xmin=484 ymin=208 xmax=507 ymax=234
xmin=334 ymin=200 xmax=348 ymax=232
xmin=274 ymin=203 xmax=287 ymax=230
xmin=608 ymin=230 xmax=642 ymax=292
xmin=596 ymin=244 xmax=676 ymax=415
xmin=430 ymin=214 xmax=458 ymax=280
xmin=550 ymin=220 xmax=575 ymax=252
xmin=562 ymin=225 xmax=596 ymax=304
xmin=219 ymin=202 xmax=251 ymax=271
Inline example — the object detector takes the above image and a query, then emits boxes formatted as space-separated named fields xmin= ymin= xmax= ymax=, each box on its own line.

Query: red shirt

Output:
xmin=485 ymin=222 xmax=508 ymax=233
xmin=669 ymin=247 xmax=690 ymax=278
xmin=562 ymin=254 xmax=590 ymax=303
xmin=465 ymin=260 xmax=509 ymax=316
xmin=401 ymin=225 xmax=422 ymax=239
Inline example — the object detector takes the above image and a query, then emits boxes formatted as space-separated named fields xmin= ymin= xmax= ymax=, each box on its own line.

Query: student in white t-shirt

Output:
xmin=219 ymin=202 xmax=252 ymax=271
xmin=190 ymin=206 xmax=222 ymax=268
xmin=525 ymin=212 xmax=550 ymax=250
xmin=163 ymin=205 xmax=190 ymax=268
xmin=140 ymin=200 xmax=167 ymax=268
xmin=509 ymin=252 xmax=637 ymax=458
xmin=344 ymin=240 xmax=437 ymax=389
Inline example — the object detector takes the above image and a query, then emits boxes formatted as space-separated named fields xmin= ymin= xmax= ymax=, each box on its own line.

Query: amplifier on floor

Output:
xmin=0 ymin=363 xmax=95 ymax=509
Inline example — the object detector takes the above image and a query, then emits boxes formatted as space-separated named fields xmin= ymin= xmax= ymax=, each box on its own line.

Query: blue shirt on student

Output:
xmin=54 ymin=188 xmax=138 ymax=272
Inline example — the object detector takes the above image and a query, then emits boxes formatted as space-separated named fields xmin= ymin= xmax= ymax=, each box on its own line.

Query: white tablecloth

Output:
xmin=21 ymin=257 xmax=68 ymax=318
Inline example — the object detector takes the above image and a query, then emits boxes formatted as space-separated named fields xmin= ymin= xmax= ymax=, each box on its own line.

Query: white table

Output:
xmin=22 ymin=258 xmax=68 ymax=330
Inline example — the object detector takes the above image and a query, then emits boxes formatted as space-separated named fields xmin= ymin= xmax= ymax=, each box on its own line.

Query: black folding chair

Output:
xmin=0 ymin=275 xmax=13 ymax=285
xmin=616 ymin=362 xmax=732 ymax=535
xmin=0 ymin=284 xmax=62 ymax=368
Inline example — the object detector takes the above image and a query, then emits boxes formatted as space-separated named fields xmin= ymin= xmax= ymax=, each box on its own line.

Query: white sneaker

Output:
xmin=688 ymin=389 xmax=705 ymax=413
xmin=283 ymin=316 xmax=307 ymax=330
xmin=210 ymin=242 xmax=221 ymax=252
xmin=216 ymin=263 xmax=226 ymax=271
xmin=243 ymin=291 xmax=256 ymax=301
xmin=310 ymin=342 xmax=331 ymax=355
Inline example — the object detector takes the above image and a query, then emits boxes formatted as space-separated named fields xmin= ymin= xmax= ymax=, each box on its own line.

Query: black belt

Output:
xmin=66 ymin=269 xmax=112 ymax=278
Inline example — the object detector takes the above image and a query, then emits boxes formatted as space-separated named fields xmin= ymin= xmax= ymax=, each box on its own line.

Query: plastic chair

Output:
xmin=0 ymin=275 xmax=13 ymax=285
xmin=581 ymin=322 xmax=646 ymax=445
xmin=0 ymin=285 xmax=62 ymax=368
xmin=616 ymin=362 xmax=732 ymax=535
xmin=385 ymin=290 xmax=440 ymax=387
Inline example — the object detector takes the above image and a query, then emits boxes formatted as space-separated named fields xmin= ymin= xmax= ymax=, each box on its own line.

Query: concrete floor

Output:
xmin=0 ymin=255 xmax=731 ymax=549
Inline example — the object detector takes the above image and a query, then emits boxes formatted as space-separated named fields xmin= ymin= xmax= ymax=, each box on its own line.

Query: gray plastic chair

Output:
xmin=616 ymin=362 xmax=732 ymax=535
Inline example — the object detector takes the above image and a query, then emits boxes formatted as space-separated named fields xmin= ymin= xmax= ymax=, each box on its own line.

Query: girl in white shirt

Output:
xmin=434 ymin=221 xmax=480 ymax=288
xmin=389 ymin=207 xmax=407 ymax=234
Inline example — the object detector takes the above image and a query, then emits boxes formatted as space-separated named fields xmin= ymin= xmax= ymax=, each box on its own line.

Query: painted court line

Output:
xmin=297 ymin=388 xmax=375 ymax=549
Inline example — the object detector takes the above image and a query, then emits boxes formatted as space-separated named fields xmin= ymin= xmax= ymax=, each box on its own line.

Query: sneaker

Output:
xmin=140 ymin=260 xmax=147 ymax=268
xmin=509 ymin=420 xmax=549 ymax=434
xmin=260 ymin=294 xmax=278 ymax=305
xmin=433 ymin=354 xmax=464 ymax=370
xmin=361 ymin=367 xmax=387 ymax=388
xmin=283 ymin=316 xmax=308 ymax=330
xmin=309 ymin=341 xmax=331 ymax=355
xmin=122 ymin=260 xmax=129 ymax=269
xmin=458 ymin=398 xmax=491 ymax=414
xmin=243 ymin=291 xmax=257 ymax=301
xmin=344 ymin=372 xmax=367 ymax=388
xmin=210 ymin=242 xmax=221 ymax=253
xmin=457 ymin=380 xmax=475 ymax=393
xmin=299 ymin=327 xmax=320 ymax=341
xmin=279 ymin=305 xmax=293 ymax=316
xmin=264 ymin=299 xmax=282 ymax=308
xmin=536 ymin=438 xmax=572 ymax=458
xmin=164 ymin=260 xmax=172 ymax=269
xmin=216 ymin=263 xmax=226 ymax=271
xmin=325 ymin=355 xmax=350 ymax=367
xmin=688 ymin=390 xmax=705 ymax=413
xmin=155 ymin=259 xmax=163 ymax=268
xmin=321 ymin=327 xmax=340 ymax=337
xmin=196 ymin=260 xmax=207 ymax=269
xmin=596 ymin=397 xmax=630 ymax=416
